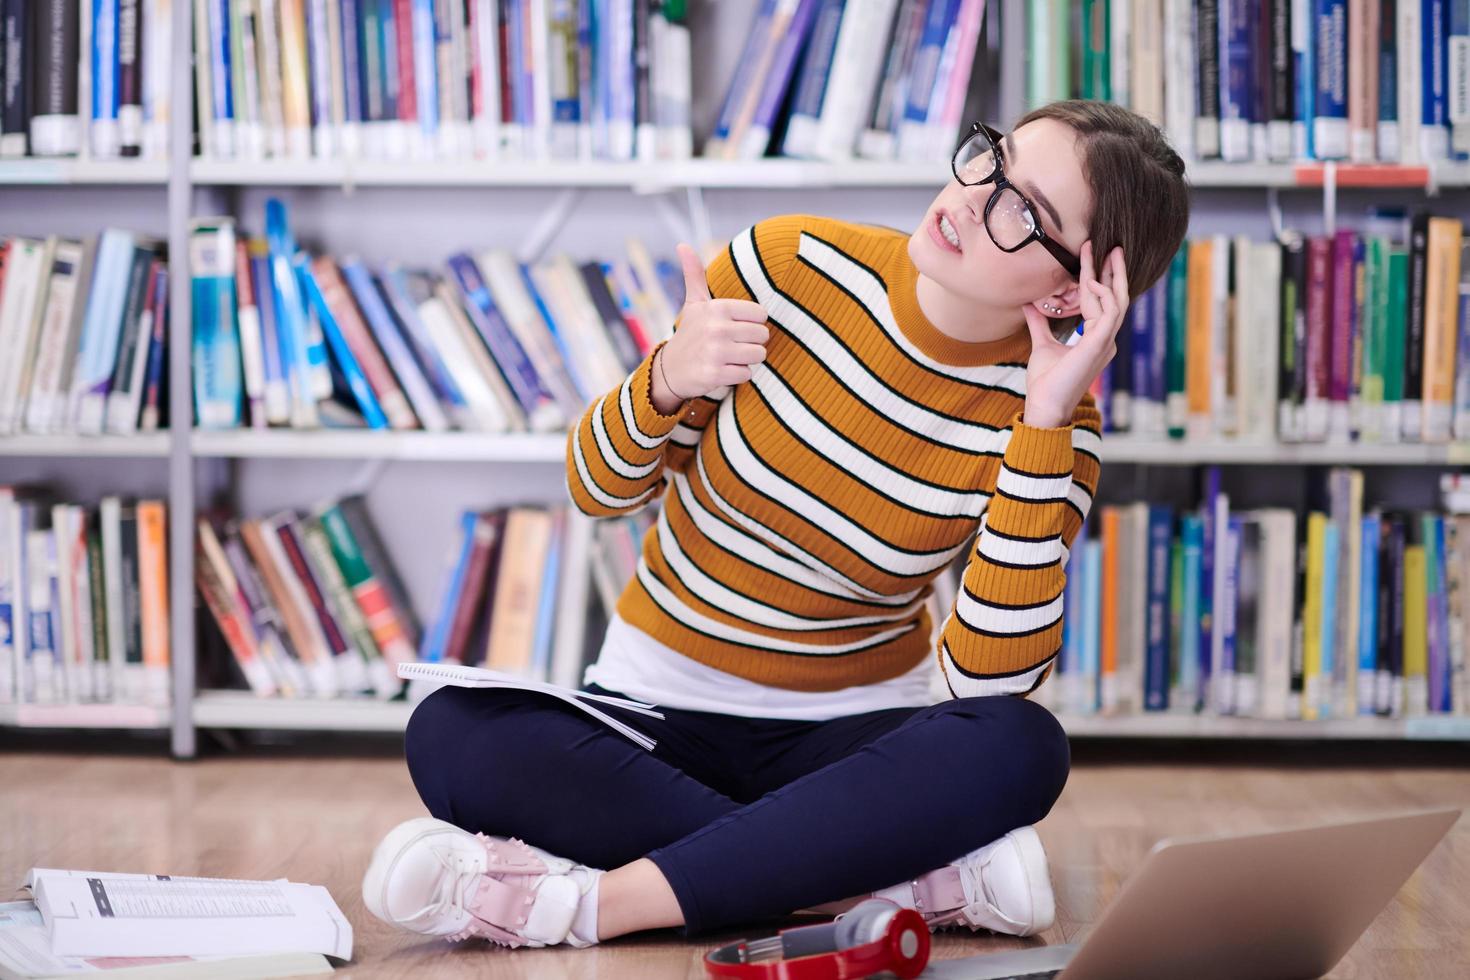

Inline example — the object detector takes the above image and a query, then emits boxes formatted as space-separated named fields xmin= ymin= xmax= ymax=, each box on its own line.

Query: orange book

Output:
xmin=1099 ymin=506 xmax=1120 ymax=714
xmin=483 ymin=508 xmax=556 ymax=674
xmin=1420 ymin=216 xmax=1464 ymax=442
xmin=1185 ymin=238 xmax=1214 ymax=437
xmin=136 ymin=500 xmax=170 ymax=705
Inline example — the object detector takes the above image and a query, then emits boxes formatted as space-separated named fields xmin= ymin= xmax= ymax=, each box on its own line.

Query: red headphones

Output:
xmin=704 ymin=898 xmax=930 ymax=980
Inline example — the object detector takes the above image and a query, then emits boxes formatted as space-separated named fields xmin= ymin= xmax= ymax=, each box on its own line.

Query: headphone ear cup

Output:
xmin=832 ymin=898 xmax=902 ymax=949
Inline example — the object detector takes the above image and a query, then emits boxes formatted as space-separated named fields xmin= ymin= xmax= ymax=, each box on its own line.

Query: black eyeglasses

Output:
xmin=951 ymin=122 xmax=1082 ymax=280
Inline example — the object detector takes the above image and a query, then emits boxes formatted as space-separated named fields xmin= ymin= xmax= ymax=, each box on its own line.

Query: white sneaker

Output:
xmin=362 ymin=817 xmax=602 ymax=948
xmin=873 ymin=826 xmax=1056 ymax=937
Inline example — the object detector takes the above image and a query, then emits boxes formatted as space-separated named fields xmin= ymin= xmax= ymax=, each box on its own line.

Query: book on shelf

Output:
xmin=0 ymin=0 xmax=172 ymax=161
xmin=0 ymin=489 xmax=170 ymax=709
xmin=190 ymin=196 xmax=682 ymax=433
xmin=1032 ymin=465 xmax=1470 ymax=722
xmin=189 ymin=0 xmax=693 ymax=163
xmin=1095 ymin=206 xmax=1470 ymax=446
xmin=0 ymin=230 xmax=171 ymax=438
xmin=196 ymin=496 xmax=578 ymax=700
xmin=1062 ymin=0 xmax=1470 ymax=164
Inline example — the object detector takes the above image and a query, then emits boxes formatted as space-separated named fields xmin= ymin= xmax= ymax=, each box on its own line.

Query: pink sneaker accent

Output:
xmin=445 ymin=835 xmax=578 ymax=946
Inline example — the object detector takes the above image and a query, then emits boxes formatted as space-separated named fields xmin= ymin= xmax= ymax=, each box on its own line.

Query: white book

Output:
xmin=1210 ymin=490 xmax=1232 ymax=714
xmin=399 ymin=660 xmax=666 ymax=751
xmin=142 ymin=0 xmax=173 ymax=159
xmin=26 ymin=239 xmax=92 ymax=435
xmin=99 ymin=498 xmax=128 ymax=705
xmin=476 ymin=249 xmax=583 ymax=418
xmin=0 ymin=240 xmax=50 ymax=435
xmin=26 ymin=870 xmax=350 ymax=962
xmin=656 ymin=9 xmax=693 ymax=159
xmin=470 ymin=0 xmax=503 ymax=159
xmin=49 ymin=508 xmax=79 ymax=705
xmin=1398 ymin=0 xmax=1423 ymax=164
xmin=414 ymin=295 xmax=512 ymax=433
xmin=813 ymin=0 xmax=899 ymax=162
xmin=256 ymin=0 xmax=288 ymax=158
xmin=9 ymin=239 xmax=60 ymax=434
xmin=429 ymin=284 xmax=526 ymax=431
xmin=1255 ymin=509 xmax=1297 ymax=720
xmin=1162 ymin=0 xmax=1196 ymax=160
xmin=0 ymin=490 xmax=17 ymax=705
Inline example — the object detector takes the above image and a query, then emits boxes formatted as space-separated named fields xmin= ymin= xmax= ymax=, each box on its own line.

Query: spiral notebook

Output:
xmin=396 ymin=662 xmax=666 ymax=751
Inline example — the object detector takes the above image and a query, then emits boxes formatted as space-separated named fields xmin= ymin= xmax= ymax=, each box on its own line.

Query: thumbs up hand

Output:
xmin=649 ymin=242 xmax=771 ymax=413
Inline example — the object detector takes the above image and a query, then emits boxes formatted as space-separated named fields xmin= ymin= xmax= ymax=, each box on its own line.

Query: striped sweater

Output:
xmin=566 ymin=214 xmax=1102 ymax=698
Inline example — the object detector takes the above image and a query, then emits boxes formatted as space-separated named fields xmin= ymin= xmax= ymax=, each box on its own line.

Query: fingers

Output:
xmin=1078 ymin=240 xmax=1095 ymax=291
xmin=1110 ymin=246 xmax=1130 ymax=308
xmin=677 ymin=242 xmax=712 ymax=302
xmin=1022 ymin=302 xmax=1059 ymax=350
xmin=713 ymin=298 xmax=771 ymax=323
xmin=723 ymin=342 xmax=769 ymax=367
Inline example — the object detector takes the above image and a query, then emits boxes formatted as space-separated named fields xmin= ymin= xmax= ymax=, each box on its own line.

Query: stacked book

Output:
xmin=191 ymin=197 xmax=680 ymax=432
xmin=0 ymin=232 xmax=170 ymax=438
xmin=0 ymin=0 xmax=174 ymax=160
xmin=1066 ymin=0 xmax=1470 ymax=163
xmin=195 ymin=493 xmax=418 ymax=699
xmin=0 ymin=490 xmax=171 ymax=708
xmin=1036 ymin=466 xmax=1470 ymax=721
xmin=190 ymin=0 xmax=694 ymax=163
xmin=1094 ymin=209 xmax=1470 ymax=445
xmin=707 ymin=0 xmax=993 ymax=163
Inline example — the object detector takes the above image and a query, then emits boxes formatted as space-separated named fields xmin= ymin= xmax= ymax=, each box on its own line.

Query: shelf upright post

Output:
xmin=168 ymin=0 xmax=197 ymax=758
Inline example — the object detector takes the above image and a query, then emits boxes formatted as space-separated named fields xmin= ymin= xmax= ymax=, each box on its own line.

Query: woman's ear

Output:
xmin=1037 ymin=284 xmax=1082 ymax=319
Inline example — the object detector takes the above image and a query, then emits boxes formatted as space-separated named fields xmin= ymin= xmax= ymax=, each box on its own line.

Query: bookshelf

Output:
xmin=5 ymin=0 xmax=1470 ymax=757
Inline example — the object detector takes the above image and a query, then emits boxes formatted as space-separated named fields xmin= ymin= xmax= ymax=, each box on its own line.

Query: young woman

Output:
xmin=363 ymin=99 xmax=1190 ymax=951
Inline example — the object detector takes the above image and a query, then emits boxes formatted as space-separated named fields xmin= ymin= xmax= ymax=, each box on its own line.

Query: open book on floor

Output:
xmin=398 ymin=661 xmax=666 ymax=751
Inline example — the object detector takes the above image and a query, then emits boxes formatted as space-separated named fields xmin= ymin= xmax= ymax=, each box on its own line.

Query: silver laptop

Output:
xmin=922 ymin=807 xmax=1460 ymax=980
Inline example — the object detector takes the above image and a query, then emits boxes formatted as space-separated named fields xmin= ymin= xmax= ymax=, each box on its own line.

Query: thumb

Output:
xmin=1021 ymin=303 xmax=1059 ymax=352
xmin=677 ymin=243 xmax=711 ymax=303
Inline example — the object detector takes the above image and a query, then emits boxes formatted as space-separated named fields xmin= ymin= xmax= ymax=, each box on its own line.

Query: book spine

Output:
xmin=1304 ymin=236 xmax=1332 ymax=439
xmin=189 ymin=220 xmax=244 ymax=429
xmin=1423 ymin=0 xmax=1450 ymax=158
xmin=138 ymin=262 xmax=169 ymax=431
xmin=307 ymin=256 xmax=418 ymax=428
xmin=317 ymin=503 xmax=415 ymax=671
xmin=306 ymin=0 xmax=337 ymax=156
xmin=234 ymin=240 xmax=266 ymax=428
xmin=28 ymin=0 xmax=82 ymax=156
xmin=1403 ymin=212 xmax=1430 ymax=437
xmin=136 ymin=500 xmax=169 ymax=705
xmin=340 ymin=259 xmax=447 ymax=430
xmin=445 ymin=252 xmax=558 ymax=425
xmin=117 ymin=0 xmax=143 ymax=155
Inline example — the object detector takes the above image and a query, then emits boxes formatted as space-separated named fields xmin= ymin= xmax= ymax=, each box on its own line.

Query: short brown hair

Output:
xmin=1012 ymin=99 xmax=1190 ymax=339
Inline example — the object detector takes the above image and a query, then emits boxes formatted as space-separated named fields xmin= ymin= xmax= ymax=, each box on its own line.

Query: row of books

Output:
xmin=1035 ymin=466 xmax=1470 ymax=721
xmin=0 ymin=0 xmax=173 ymax=160
xmin=0 ymin=232 xmax=171 ymax=437
xmin=195 ymin=493 xmax=421 ymax=698
xmin=0 ymin=489 xmax=171 ymax=707
xmin=190 ymin=0 xmax=694 ymax=163
xmin=710 ymin=0 xmax=990 ymax=163
xmin=192 ymin=198 xmax=677 ymax=431
xmin=1055 ymin=0 xmax=1470 ymax=164
xmin=1095 ymin=209 xmax=1470 ymax=445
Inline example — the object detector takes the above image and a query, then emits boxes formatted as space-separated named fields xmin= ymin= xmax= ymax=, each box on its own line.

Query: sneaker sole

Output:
xmin=1005 ymin=826 xmax=1055 ymax=937
xmin=362 ymin=816 xmax=470 ymax=933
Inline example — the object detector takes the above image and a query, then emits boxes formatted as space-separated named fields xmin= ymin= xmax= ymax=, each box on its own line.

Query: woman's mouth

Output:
xmin=930 ymin=210 xmax=963 ymax=254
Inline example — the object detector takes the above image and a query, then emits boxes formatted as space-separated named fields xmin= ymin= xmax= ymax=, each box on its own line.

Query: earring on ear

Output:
xmin=1042 ymin=302 xmax=1061 ymax=315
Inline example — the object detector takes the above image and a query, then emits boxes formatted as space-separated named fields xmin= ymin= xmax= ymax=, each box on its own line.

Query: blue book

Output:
xmin=70 ymin=229 xmax=136 ymax=428
xmin=249 ymin=249 xmax=288 ymax=423
xmin=1220 ymin=515 xmax=1243 ymax=714
xmin=91 ymin=0 xmax=120 ymax=155
xmin=1423 ymin=0 xmax=1451 ymax=159
xmin=1061 ymin=518 xmax=1089 ymax=679
xmin=779 ymin=0 xmax=845 ymax=156
xmin=297 ymin=257 xmax=389 ymax=429
xmin=1181 ymin=513 xmax=1203 ymax=711
xmin=1294 ymin=0 xmax=1317 ymax=158
xmin=445 ymin=254 xmax=561 ymax=427
xmin=1312 ymin=0 xmax=1349 ymax=158
xmin=341 ymin=260 xmax=446 ymax=430
xmin=529 ymin=512 xmax=565 ymax=680
xmin=607 ymin=0 xmax=635 ymax=156
xmin=1320 ymin=521 xmax=1341 ymax=717
xmin=1218 ymin=0 xmax=1256 ymax=160
xmin=265 ymin=199 xmax=321 ymax=423
xmin=378 ymin=266 xmax=469 ymax=418
xmin=1198 ymin=466 xmax=1221 ymax=707
xmin=1081 ymin=538 xmax=1103 ymax=714
xmin=1358 ymin=512 xmax=1382 ymax=714
xmin=517 ymin=263 xmax=591 ymax=402
xmin=341 ymin=0 xmax=364 ymax=128
xmin=412 ymin=0 xmax=439 ymax=142
xmin=1378 ymin=2 xmax=1399 ymax=156
xmin=1452 ymin=0 xmax=1470 ymax=159
xmin=210 ymin=0 xmax=234 ymax=153
xmin=1429 ymin=514 xmax=1452 ymax=711
xmin=190 ymin=221 xmax=243 ymax=429
xmin=900 ymin=0 xmax=961 ymax=130
xmin=1149 ymin=277 xmax=1169 ymax=411
xmin=1144 ymin=506 xmax=1173 ymax=711
xmin=305 ymin=0 xmax=334 ymax=148
xmin=1131 ymin=282 xmax=1152 ymax=417
xmin=708 ymin=0 xmax=778 ymax=147
xmin=378 ymin=0 xmax=400 ymax=124
xmin=420 ymin=512 xmax=480 ymax=662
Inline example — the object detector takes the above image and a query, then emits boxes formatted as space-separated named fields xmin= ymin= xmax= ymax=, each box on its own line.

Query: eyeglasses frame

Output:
xmin=951 ymin=122 xmax=1083 ymax=281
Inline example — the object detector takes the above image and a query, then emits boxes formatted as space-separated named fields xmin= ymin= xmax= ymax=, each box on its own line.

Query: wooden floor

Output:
xmin=2 ymin=735 xmax=1468 ymax=979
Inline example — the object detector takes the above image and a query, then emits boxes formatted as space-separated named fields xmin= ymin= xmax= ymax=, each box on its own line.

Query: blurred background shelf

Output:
xmin=189 ymin=429 xmax=568 ymax=462
xmin=0 ymin=433 xmax=172 ymax=458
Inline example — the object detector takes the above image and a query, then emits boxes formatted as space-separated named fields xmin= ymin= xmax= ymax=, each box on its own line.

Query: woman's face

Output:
xmin=909 ymin=117 xmax=1094 ymax=318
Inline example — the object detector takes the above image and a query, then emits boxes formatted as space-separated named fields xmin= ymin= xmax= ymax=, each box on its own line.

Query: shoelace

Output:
xmin=926 ymin=850 xmax=1027 ymax=933
xmin=400 ymin=845 xmax=499 ymax=933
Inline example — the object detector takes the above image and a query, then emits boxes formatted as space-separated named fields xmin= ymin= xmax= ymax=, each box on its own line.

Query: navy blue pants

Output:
xmin=403 ymin=681 xmax=1071 ymax=936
